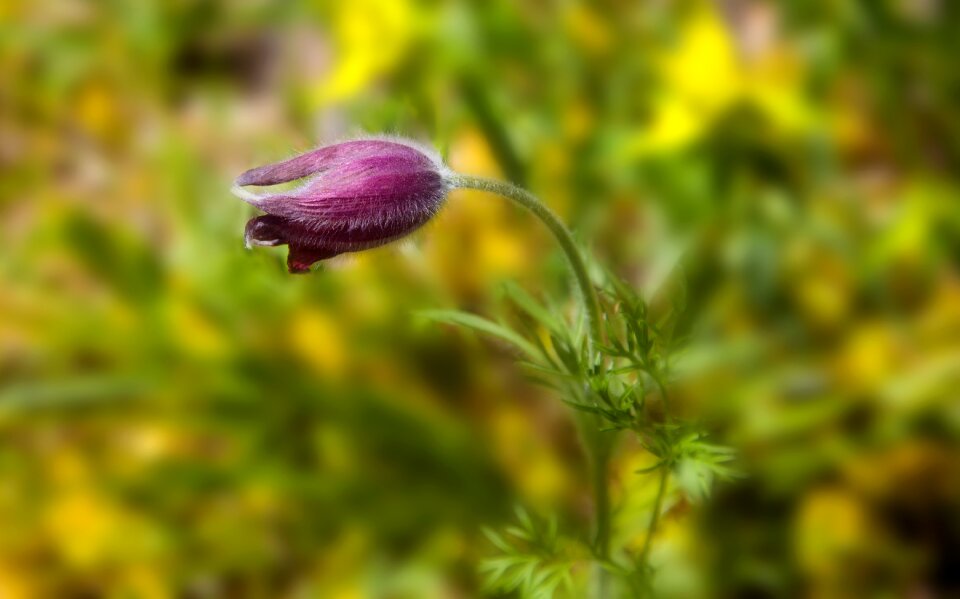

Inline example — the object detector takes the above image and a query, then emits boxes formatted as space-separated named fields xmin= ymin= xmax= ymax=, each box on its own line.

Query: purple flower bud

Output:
xmin=232 ymin=138 xmax=451 ymax=273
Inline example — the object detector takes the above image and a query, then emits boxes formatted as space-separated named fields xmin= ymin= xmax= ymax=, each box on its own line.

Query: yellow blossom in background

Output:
xmin=167 ymin=299 xmax=228 ymax=360
xmin=0 ymin=565 xmax=33 ymax=599
xmin=489 ymin=406 xmax=570 ymax=507
xmin=329 ymin=586 xmax=365 ymax=599
xmin=660 ymin=5 xmax=741 ymax=115
xmin=626 ymin=4 xmax=740 ymax=155
xmin=836 ymin=323 xmax=900 ymax=395
xmin=794 ymin=488 xmax=876 ymax=584
xmin=312 ymin=0 xmax=419 ymax=105
xmin=614 ymin=448 xmax=666 ymax=552
xmin=626 ymin=1 xmax=813 ymax=157
xmin=288 ymin=307 xmax=347 ymax=377
xmin=429 ymin=129 xmax=530 ymax=293
xmin=872 ymin=185 xmax=935 ymax=269
xmin=114 ymin=424 xmax=178 ymax=470
xmin=632 ymin=97 xmax=707 ymax=155
xmin=649 ymin=519 xmax=703 ymax=597
xmin=74 ymin=80 xmax=122 ymax=144
xmin=474 ymin=227 xmax=528 ymax=278
xmin=562 ymin=99 xmax=595 ymax=145
xmin=530 ymin=140 xmax=573 ymax=218
xmin=46 ymin=449 xmax=90 ymax=487
xmin=43 ymin=490 xmax=129 ymax=569
xmin=0 ymin=0 xmax=21 ymax=22
xmin=744 ymin=48 xmax=814 ymax=134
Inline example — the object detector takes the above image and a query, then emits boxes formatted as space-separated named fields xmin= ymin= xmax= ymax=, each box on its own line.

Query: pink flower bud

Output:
xmin=232 ymin=138 xmax=450 ymax=273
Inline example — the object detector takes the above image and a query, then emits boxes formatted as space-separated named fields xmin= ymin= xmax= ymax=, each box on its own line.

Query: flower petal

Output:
xmin=287 ymin=244 xmax=341 ymax=274
xmin=245 ymin=215 xmax=353 ymax=272
xmin=235 ymin=140 xmax=435 ymax=187
xmin=235 ymin=138 xmax=451 ymax=272
xmin=235 ymin=144 xmax=347 ymax=187
xmin=252 ymin=170 xmax=445 ymax=223
xmin=244 ymin=215 xmax=288 ymax=248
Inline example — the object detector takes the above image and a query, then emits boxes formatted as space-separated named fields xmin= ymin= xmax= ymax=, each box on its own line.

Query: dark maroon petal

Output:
xmin=286 ymin=245 xmax=341 ymax=274
xmin=244 ymin=215 xmax=288 ymax=247
xmin=245 ymin=215 xmax=342 ymax=272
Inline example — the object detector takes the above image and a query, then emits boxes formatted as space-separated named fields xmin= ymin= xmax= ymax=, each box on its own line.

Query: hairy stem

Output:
xmin=451 ymin=175 xmax=613 ymax=571
xmin=449 ymin=175 xmax=603 ymax=350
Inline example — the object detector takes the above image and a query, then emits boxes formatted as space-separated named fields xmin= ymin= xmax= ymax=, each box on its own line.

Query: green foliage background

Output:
xmin=2 ymin=0 xmax=960 ymax=597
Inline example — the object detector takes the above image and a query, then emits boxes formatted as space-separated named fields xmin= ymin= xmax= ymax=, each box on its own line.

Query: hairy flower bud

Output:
xmin=232 ymin=138 xmax=450 ymax=273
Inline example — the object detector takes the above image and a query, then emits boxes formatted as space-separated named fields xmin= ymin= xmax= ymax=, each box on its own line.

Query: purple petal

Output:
xmin=235 ymin=140 xmax=434 ymax=187
xmin=253 ymin=170 xmax=446 ymax=222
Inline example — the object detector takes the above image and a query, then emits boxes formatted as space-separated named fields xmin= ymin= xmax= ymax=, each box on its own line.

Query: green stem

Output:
xmin=451 ymin=174 xmax=612 ymax=567
xmin=588 ymin=421 xmax=613 ymax=557
xmin=449 ymin=175 xmax=604 ymax=351
xmin=638 ymin=466 xmax=669 ymax=570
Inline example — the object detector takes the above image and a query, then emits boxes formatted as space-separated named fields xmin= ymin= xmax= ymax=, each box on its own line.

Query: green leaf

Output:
xmin=0 ymin=375 xmax=150 ymax=415
xmin=500 ymin=281 xmax=565 ymax=335
xmin=418 ymin=309 xmax=542 ymax=360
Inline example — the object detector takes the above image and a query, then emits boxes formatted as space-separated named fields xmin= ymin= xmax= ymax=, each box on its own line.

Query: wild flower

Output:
xmin=232 ymin=138 xmax=451 ymax=273
xmin=234 ymin=137 xmax=735 ymax=597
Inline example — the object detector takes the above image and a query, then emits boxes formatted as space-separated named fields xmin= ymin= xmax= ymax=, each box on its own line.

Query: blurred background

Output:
xmin=2 ymin=0 xmax=960 ymax=597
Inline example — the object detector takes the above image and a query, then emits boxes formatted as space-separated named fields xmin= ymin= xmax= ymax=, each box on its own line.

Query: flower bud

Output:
xmin=232 ymin=138 xmax=450 ymax=273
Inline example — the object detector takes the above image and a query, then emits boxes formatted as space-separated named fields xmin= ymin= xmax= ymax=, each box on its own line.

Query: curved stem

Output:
xmin=451 ymin=174 xmax=612 ymax=566
xmin=449 ymin=175 xmax=604 ymax=350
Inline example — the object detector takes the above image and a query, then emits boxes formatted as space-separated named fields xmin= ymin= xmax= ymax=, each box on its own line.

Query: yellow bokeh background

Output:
xmin=2 ymin=0 xmax=960 ymax=597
